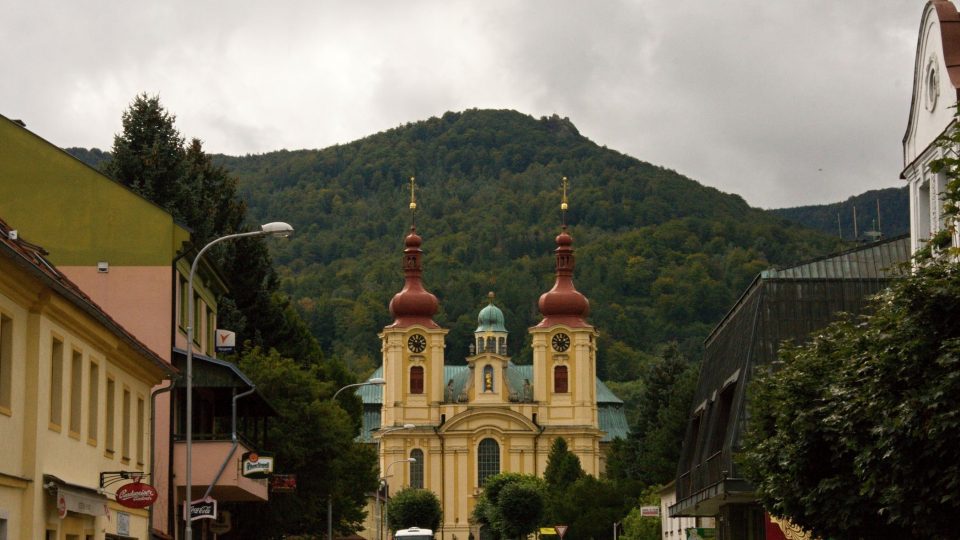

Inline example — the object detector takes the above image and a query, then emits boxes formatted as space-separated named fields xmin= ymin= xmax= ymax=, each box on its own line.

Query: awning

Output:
xmin=44 ymin=474 xmax=109 ymax=518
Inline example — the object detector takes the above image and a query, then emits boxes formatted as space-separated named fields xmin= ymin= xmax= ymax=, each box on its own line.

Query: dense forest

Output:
xmin=770 ymin=186 xmax=909 ymax=241
xmin=205 ymin=109 xmax=841 ymax=379
xmin=72 ymin=109 xmax=845 ymax=380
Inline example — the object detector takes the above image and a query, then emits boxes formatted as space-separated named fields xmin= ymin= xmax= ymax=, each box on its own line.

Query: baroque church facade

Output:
xmin=357 ymin=197 xmax=627 ymax=540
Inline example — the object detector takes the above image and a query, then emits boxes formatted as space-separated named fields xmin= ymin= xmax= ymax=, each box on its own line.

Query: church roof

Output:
xmin=476 ymin=302 xmax=508 ymax=333
xmin=356 ymin=364 xmax=627 ymax=442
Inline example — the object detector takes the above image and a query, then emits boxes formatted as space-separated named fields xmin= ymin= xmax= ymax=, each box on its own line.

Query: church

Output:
xmin=356 ymin=186 xmax=628 ymax=540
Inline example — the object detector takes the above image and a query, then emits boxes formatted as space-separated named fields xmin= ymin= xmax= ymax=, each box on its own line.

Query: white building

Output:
xmin=902 ymin=0 xmax=960 ymax=253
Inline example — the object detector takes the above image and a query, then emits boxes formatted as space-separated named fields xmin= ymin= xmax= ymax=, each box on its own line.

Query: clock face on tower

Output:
xmin=408 ymin=334 xmax=427 ymax=353
xmin=552 ymin=333 xmax=570 ymax=352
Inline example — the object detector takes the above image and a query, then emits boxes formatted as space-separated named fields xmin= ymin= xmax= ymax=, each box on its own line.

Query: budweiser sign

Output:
xmin=114 ymin=481 xmax=159 ymax=509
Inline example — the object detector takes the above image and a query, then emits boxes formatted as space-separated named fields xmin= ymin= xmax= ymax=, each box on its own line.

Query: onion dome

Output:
xmin=476 ymin=292 xmax=508 ymax=333
xmin=388 ymin=226 xmax=439 ymax=328
xmin=536 ymin=227 xmax=590 ymax=328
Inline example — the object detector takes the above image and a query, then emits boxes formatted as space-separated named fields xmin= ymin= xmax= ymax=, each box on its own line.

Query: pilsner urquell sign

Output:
xmin=115 ymin=481 xmax=159 ymax=509
xmin=241 ymin=451 xmax=275 ymax=479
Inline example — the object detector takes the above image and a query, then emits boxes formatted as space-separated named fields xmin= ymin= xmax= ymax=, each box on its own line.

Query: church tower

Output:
xmin=530 ymin=178 xmax=601 ymax=469
xmin=379 ymin=178 xmax=448 ymax=428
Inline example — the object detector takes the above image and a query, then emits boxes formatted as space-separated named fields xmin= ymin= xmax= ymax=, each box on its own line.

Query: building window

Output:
xmin=122 ymin=388 xmax=131 ymax=461
xmin=486 ymin=337 xmax=495 ymax=353
xmin=137 ymin=397 xmax=145 ymax=466
xmin=69 ymin=350 xmax=82 ymax=435
xmin=0 ymin=313 xmax=11 ymax=412
xmin=50 ymin=338 xmax=63 ymax=427
xmin=483 ymin=365 xmax=494 ymax=392
xmin=410 ymin=449 xmax=424 ymax=488
xmin=554 ymin=365 xmax=568 ymax=394
xmin=498 ymin=337 xmax=506 ymax=355
xmin=105 ymin=378 xmax=115 ymax=455
xmin=478 ymin=438 xmax=500 ymax=486
xmin=193 ymin=294 xmax=202 ymax=346
xmin=409 ymin=366 xmax=424 ymax=394
xmin=88 ymin=361 xmax=99 ymax=444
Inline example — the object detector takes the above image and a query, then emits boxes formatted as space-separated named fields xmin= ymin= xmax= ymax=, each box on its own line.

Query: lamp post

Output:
xmin=184 ymin=222 xmax=293 ymax=540
xmin=382 ymin=457 xmax=416 ymax=540
xmin=377 ymin=424 xmax=415 ymax=540
xmin=328 ymin=378 xmax=387 ymax=540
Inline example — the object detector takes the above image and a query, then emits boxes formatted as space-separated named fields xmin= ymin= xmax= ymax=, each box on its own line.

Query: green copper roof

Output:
xmin=357 ymin=363 xmax=628 ymax=442
xmin=476 ymin=303 xmax=508 ymax=333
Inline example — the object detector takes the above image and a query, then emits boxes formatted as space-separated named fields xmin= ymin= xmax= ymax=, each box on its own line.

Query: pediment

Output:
xmin=439 ymin=407 xmax=539 ymax=434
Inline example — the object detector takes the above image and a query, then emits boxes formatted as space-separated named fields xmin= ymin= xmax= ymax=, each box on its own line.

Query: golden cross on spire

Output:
xmin=561 ymin=176 xmax=569 ymax=226
xmin=409 ymin=176 xmax=417 ymax=226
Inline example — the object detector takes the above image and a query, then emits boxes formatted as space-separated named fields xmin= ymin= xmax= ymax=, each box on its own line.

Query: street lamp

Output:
xmin=328 ymin=378 xmax=388 ymax=540
xmin=383 ymin=457 xmax=416 ymax=540
xmin=377 ymin=424 xmax=415 ymax=540
xmin=184 ymin=222 xmax=293 ymax=540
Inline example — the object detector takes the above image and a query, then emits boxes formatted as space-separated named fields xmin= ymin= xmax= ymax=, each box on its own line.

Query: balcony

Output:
xmin=173 ymin=438 xmax=268 ymax=502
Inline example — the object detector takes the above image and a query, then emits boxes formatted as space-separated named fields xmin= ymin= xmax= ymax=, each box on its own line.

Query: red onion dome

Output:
xmin=388 ymin=227 xmax=439 ymax=328
xmin=536 ymin=228 xmax=590 ymax=328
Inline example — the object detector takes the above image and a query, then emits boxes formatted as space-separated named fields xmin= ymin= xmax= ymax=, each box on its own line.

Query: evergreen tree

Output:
xmin=543 ymin=437 xmax=584 ymax=489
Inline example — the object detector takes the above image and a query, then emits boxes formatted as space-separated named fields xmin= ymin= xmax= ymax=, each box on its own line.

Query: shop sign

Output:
xmin=57 ymin=487 xmax=109 ymax=518
xmin=640 ymin=506 xmax=660 ymax=517
xmin=215 ymin=329 xmax=236 ymax=353
xmin=241 ymin=451 xmax=275 ymax=479
xmin=185 ymin=496 xmax=218 ymax=521
xmin=115 ymin=481 xmax=159 ymax=509
xmin=270 ymin=474 xmax=297 ymax=492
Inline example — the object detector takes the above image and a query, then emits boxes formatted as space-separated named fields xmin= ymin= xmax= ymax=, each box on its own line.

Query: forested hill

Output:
xmin=769 ymin=186 xmax=909 ymax=241
xmin=206 ymin=109 xmax=840 ymax=379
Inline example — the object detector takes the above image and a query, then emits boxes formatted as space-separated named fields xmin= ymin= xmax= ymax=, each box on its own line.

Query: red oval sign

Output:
xmin=115 ymin=482 xmax=159 ymax=509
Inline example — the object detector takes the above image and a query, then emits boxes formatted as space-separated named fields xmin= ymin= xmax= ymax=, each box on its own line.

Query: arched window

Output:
xmin=410 ymin=449 xmax=424 ymax=488
xmin=478 ymin=438 xmax=500 ymax=486
xmin=410 ymin=366 xmax=424 ymax=394
xmin=554 ymin=365 xmax=568 ymax=393
xmin=483 ymin=365 xmax=494 ymax=392
xmin=486 ymin=336 xmax=495 ymax=353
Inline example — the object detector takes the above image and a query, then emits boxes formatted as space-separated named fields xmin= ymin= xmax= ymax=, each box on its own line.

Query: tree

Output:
xmin=386 ymin=488 xmax=442 ymax=532
xmin=742 ymin=106 xmax=960 ymax=540
xmin=103 ymin=93 xmax=187 ymax=219
xmin=621 ymin=486 xmax=661 ymax=540
xmin=543 ymin=438 xmax=584 ymax=489
xmin=472 ymin=473 xmax=546 ymax=540
xmin=235 ymin=347 xmax=378 ymax=538
xmin=548 ymin=476 xmax=631 ymax=540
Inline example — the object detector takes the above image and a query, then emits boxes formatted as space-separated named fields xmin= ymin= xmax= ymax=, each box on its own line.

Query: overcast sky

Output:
xmin=2 ymin=1 xmax=924 ymax=209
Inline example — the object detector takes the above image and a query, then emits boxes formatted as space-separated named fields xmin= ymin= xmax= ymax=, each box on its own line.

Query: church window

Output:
xmin=483 ymin=365 xmax=494 ymax=392
xmin=410 ymin=366 xmax=424 ymax=394
xmin=554 ymin=365 xmax=568 ymax=394
xmin=498 ymin=337 xmax=506 ymax=355
xmin=477 ymin=338 xmax=485 ymax=353
xmin=410 ymin=449 xmax=424 ymax=488
xmin=478 ymin=438 xmax=500 ymax=485
xmin=486 ymin=337 xmax=495 ymax=352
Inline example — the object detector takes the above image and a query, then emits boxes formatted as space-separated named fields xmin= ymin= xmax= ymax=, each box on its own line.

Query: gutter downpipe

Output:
xmin=204 ymin=385 xmax=257 ymax=497
xmin=434 ymin=416 xmax=446 ymax=540
xmin=149 ymin=376 xmax=176 ymax=537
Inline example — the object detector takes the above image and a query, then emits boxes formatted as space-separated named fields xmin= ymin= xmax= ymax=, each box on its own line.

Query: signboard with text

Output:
xmin=241 ymin=451 xmax=275 ymax=479
xmin=115 ymin=481 xmax=159 ymax=509
xmin=215 ymin=329 xmax=236 ymax=353
xmin=184 ymin=497 xmax=217 ymax=521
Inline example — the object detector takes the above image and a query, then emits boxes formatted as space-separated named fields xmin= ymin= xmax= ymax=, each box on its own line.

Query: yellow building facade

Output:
xmin=0 ymin=217 xmax=173 ymax=539
xmin=359 ymin=218 xmax=628 ymax=540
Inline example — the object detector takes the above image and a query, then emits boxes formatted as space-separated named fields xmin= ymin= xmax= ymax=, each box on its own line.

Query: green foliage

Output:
xmin=386 ymin=488 xmax=442 ymax=532
xmin=547 ymin=476 xmax=632 ymax=540
xmin=213 ymin=109 xmax=839 ymax=378
xmin=605 ymin=345 xmax=699 ymax=488
xmin=235 ymin=347 xmax=378 ymax=537
xmin=621 ymin=486 xmax=662 ymax=540
xmin=743 ymin=105 xmax=960 ymax=540
xmin=543 ymin=438 xmax=584 ymax=489
xmin=770 ymin=186 xmax=909 ymax=241
xmin=472 ymin=473 xmax=546 ymax=540
xmin=742 ymin=262 xmax=960 ymax=538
